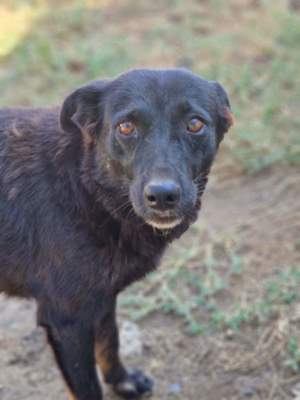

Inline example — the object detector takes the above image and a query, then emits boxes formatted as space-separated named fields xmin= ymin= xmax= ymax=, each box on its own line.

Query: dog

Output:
xmin=0 ymin=68 xmax=233 ymax=400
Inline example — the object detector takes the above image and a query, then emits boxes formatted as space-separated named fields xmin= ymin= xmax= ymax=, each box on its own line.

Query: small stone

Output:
xmin=168 ymin=383 xmax=182 ymax=395
xmin=225 ymin=329 xmax=235 ymax=340
xmin=241 ymin=386 xmax=256 ymax=397
xmin=292 ymin=382 xmax=300 ymax=398
xmin=120 ymin=320 xmax=143 ymax=358
xmin=291 ymin=304 xmax=300 ymax=322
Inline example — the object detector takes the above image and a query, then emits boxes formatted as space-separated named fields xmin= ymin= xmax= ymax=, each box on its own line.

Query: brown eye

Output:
xmin=118 ymin=121 xmax=135 ymax=136
xmin=187 ymin=118 xmax=204 ymax=133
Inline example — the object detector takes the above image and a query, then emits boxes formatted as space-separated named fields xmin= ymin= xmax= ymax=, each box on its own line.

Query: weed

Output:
xmin=217 ymin=267 xmax=300 ymax=331
xmin=120 ymin=237 xmax=243 ymax=334
xmin=285 ymin=337 xmax=300 ymax=373
xmin=120 ymin=238 xmax=300 ymax=335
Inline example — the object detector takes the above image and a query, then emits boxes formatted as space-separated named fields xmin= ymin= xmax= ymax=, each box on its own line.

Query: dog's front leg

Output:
xmin=39 ymin=305 xmax=103 ymax=400
xmin=95 ymin=298 xmax=153 ymax=399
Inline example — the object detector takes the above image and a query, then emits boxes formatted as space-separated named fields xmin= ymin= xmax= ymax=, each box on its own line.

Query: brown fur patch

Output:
xmin=54 ymin=135 xmax=71 ymax=160
xmin=224 ymin=107 xmax=235 ymax=128
xmin=95 ymin=341 xmax=112 ymax=376
xmin=82 ymin=124 xmax=96 ymax=147
xmin=65 ymin=386 xmax=79 ymax=400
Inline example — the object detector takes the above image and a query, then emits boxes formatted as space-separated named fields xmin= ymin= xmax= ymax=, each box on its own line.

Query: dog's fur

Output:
xmin=0 ymin=69 xmax=233 ymax=400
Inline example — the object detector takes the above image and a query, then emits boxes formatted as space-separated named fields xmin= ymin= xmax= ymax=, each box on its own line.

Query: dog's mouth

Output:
xmin=131 ymin=205 xmax=183 ymax=230
xmin=144 ymin=211 xmax=183 ymax=230
xmin=145 ymin=217 xmax=182 ymax=230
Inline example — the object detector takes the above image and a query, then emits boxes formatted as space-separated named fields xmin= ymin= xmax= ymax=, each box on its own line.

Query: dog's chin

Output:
xmin=145 ymin=217 xmax=182 ymax=230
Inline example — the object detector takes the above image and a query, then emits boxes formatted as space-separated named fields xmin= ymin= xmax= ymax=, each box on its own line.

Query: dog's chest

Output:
xmin=109 ymin=225 xmax=167 ymax=292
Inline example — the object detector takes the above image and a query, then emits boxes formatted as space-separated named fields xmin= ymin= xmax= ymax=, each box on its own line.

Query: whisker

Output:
xmin=96 ymin=199 xmax=132 ymax=230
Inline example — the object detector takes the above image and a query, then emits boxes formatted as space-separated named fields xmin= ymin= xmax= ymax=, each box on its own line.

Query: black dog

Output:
xmin=0 ymin=69 xmax=233 ymax=400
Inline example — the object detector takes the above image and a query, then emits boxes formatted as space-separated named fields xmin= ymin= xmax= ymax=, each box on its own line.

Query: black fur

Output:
xmin=0 ymin=68 xmax=233 ymax=400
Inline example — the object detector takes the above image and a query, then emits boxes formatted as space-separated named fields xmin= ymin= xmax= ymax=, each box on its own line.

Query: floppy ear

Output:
xmin=60 ymin=80 xmax=109 ymax=139
xmin=212 ymin=81 xmax=234 ymax=144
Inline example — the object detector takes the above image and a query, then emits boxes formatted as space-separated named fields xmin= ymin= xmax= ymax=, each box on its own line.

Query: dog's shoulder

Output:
xmin=0 ymin=106 xmax=74 ymax=209
xmin=0 ymin=107 xmax=62 ymax=185
xmin=0 ymin=106 xmax=60 ymax=137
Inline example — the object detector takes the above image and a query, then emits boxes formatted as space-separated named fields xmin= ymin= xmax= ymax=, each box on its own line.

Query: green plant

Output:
xmin=285 ymin=337 xmax=300 ymax=373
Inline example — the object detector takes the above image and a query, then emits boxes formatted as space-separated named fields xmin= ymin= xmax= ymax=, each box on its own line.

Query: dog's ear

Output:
xmin=60 ymin=80 xmax=109 ymax=139
xmin=212 ymin=81 xmax=234 ymax=144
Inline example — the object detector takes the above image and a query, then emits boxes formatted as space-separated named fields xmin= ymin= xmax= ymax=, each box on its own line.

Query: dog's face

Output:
xmin=61 ymin=69 xmax=233 ymax=231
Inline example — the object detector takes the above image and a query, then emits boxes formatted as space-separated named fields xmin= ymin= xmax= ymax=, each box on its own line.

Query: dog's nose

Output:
xmin=144 ymin=180 xmax=180 ymax=210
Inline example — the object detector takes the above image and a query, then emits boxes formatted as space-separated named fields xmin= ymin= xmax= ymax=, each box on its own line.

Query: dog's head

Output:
xmin=60 ymin=69 xmax=233 ymax=232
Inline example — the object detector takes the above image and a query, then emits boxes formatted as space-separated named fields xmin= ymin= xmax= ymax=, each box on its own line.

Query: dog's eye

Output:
xmin=118 ymin=121 xmax=135 ymax=136
xmin=187 ymin=118 xmax=204 ymax=134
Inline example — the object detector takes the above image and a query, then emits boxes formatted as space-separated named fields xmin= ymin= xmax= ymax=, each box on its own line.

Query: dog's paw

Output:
xmin=113 ymin=368 xmax=154 ymax=399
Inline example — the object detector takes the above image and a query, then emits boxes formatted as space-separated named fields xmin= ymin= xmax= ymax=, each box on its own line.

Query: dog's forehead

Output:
xmin=108 ymin=69 xmax=214 ymax=112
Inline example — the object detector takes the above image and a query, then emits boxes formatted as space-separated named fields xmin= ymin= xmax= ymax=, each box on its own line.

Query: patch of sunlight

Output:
xmin=85 ymin=0 xmax=115 ymax=9
xmin=0 ymin=4 xmax=42 ymax=58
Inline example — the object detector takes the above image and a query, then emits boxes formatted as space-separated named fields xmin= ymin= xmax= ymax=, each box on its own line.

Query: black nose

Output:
xmin=144 ymin=180 xmax=181 ymax=210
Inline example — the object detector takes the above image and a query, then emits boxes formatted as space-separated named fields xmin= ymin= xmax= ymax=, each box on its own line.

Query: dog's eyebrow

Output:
xmin=111 ymin=106 xmax=151 ymax=126
xmin=175 ymin=100 xmax=212 ymax=124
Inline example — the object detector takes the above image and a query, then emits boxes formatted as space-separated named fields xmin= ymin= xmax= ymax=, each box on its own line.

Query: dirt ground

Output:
xmin=0 ymin=166 xmax=299 ymax=400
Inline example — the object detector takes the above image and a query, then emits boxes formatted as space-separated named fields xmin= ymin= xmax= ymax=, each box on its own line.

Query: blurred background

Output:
xmin=0 ymin=1 xmax=299 ymax=399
